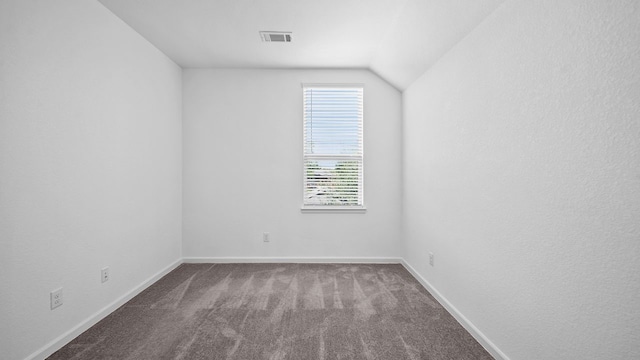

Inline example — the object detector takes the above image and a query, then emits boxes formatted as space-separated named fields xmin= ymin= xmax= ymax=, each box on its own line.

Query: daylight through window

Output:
xmin=303 ymin=85 xmax=364 ymax=210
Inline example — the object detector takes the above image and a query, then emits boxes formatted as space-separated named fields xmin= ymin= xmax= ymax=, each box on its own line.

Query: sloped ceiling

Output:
xmin=98 ymin=0 xmax=505 ymax=90
xmin=370 ymin=0 xmax=505 ymax=89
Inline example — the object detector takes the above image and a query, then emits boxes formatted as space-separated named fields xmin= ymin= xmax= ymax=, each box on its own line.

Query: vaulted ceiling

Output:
xmin=98 ymin=0 xmax=505 ymax=90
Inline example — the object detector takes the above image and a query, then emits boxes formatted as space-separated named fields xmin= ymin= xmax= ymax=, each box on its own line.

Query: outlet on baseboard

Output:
xmin=50 ymin=288 xmax=63 ymax=309
xmin=429 ymin=252 xmax=434 ymax=267
xmin=263 ymin=232 xmax=270 ymax=242
xmin=101 ymin=267 xmax=110 ymax=283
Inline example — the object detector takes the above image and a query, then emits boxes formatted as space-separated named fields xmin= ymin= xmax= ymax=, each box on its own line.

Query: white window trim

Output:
xmin=301 ymin=83 xmax=366 ymax=213
xmin=301 ymin=206 xmax=367 ymax=214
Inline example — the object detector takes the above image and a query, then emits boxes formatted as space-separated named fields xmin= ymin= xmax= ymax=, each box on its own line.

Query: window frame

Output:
xmin=301 ymin=83 xmax=366 ymax=213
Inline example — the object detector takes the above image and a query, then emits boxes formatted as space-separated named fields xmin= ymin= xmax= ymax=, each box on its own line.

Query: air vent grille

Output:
xmin=260 ymin=31 xmax=292 ymax=42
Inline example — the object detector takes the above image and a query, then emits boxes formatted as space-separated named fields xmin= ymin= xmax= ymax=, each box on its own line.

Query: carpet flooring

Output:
xmin=48 ymin=263 xmax=493 ymax=360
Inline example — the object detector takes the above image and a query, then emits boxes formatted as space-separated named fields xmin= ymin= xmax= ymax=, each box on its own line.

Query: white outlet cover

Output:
xmin=101 ymin=267 xmax=109 ymax=283
xmin=50 ymin=288 xmax=63 ymax=309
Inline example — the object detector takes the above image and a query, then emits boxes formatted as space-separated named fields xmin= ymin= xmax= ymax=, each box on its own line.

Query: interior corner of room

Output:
xmin=1 ymin=0 xmax=639 ymax=359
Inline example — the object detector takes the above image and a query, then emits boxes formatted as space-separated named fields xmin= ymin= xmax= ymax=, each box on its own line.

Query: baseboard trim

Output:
xmin=26 ymin=258 xmax=183 ymax=360
xmin=400 ymin=259 xmax=510 ymax=360
xmin=27 ymin=257 xmax=507 ymax=360
xmin=183 ymin=256 xmax=403 ymax=264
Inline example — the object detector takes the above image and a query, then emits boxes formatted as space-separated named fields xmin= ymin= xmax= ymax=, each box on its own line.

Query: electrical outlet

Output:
xmin=101 ymin=267 xmax=110 ymax=283
xmin=429 ymin=252 xmax=434 ymax=267
xmin=263 ymin=232 xmax=270 ymax=242
xmin=50 ymin=288 xmax=63 ymax=310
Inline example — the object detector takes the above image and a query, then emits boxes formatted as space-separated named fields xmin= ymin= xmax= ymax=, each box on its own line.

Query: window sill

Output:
xmin=301 ymin=206 xmax=367 ymax=214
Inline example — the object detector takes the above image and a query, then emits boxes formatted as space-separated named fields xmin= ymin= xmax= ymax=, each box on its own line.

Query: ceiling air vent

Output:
xmin=260 ymin=31 xmax=292 ymax=42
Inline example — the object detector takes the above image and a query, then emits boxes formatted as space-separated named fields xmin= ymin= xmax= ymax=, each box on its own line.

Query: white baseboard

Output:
xmin=28 ymin=257 xmax=507 ymax=360
xmin=400 ymin=259 xmax=510 ymax=360
xmin=183 ymin=256 xmax=403 ymax=264
xmin=26 ymin=258 xmax=183 ymax=360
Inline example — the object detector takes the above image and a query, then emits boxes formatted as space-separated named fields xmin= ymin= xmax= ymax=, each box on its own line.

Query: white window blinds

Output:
xmin=303 ymin=85 xmax=364 ymax=209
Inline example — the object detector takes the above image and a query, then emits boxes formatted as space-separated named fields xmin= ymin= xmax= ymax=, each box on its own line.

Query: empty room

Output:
xmin=1 ymin=0 xmax=638 ymax=359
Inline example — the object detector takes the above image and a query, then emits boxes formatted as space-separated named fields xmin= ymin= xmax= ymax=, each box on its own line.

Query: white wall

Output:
xmin=402 ymin=0 xmax=640 ymax=359
xmin=0 ymin=1 xmax=182 ymax=359
xmin=183 ymin=69 xmax=402 ymax=260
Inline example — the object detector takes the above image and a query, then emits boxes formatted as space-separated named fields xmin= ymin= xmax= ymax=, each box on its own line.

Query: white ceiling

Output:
xmin=98 ymin=0 xmax=505 ymax=90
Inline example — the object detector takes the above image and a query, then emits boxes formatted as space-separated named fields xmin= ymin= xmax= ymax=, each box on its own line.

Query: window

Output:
xmin=302 ymin=84 xmax=364 ymax=212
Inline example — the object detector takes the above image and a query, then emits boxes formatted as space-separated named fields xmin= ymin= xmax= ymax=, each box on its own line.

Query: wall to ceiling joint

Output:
xmin=0 ymin=1 xmax=183 ymax=359
xmin=2 ymin=0 xmax=639 ymax=359
xmin=402 ymin=0 xmax=640 ymax=359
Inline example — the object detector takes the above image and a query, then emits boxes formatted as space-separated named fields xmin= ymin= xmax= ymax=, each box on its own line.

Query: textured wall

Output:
xmin=0 ymin=1 xmax=183 ymax=359
xmin=402 ymin=0 xmax=640 ymax=359
xmin=183 ymin=69 xmax=402 ymax=260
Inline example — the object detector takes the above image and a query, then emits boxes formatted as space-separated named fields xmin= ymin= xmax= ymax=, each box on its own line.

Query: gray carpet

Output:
xmin=49 ymin=263 xmax=493 ymax=359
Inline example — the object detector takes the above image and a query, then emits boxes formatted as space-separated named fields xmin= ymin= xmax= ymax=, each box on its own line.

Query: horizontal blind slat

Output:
xmin=303 ymin=85 xmax=363 ymax=207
